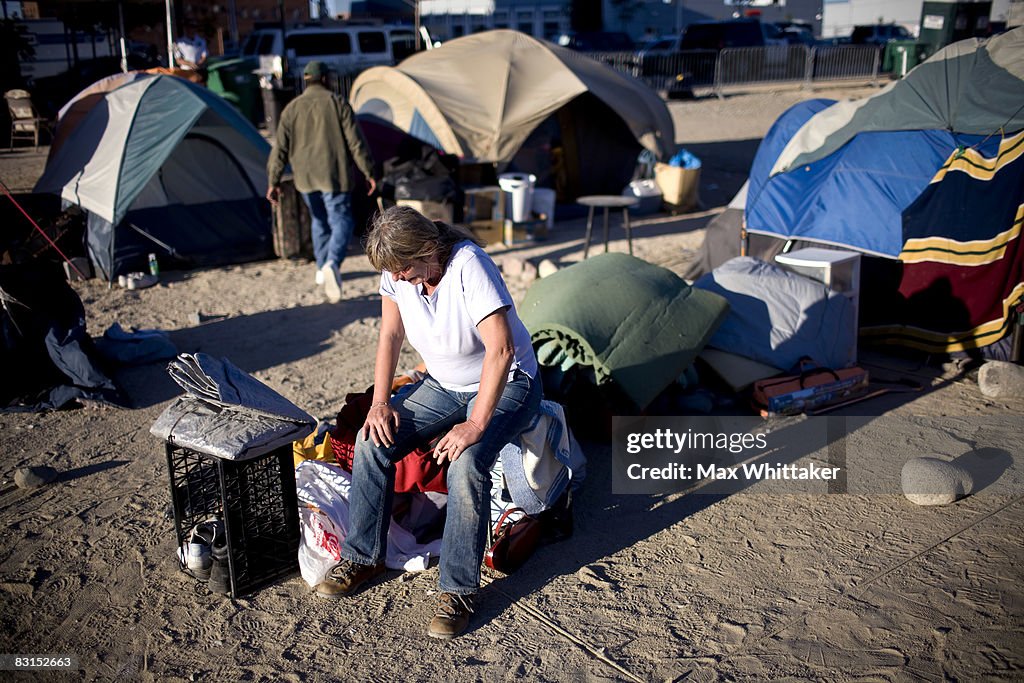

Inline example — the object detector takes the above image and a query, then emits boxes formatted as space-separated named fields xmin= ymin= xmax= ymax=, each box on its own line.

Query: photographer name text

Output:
xmin=627 ymin=461 xmax=840 ymax=481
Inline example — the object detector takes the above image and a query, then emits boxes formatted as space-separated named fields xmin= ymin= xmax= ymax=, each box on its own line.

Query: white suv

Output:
xmin=242 ymin=23 xmax=417 ymax=78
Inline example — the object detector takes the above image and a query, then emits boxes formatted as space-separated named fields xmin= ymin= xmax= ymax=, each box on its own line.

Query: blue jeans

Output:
xmin=301 ymin=191 xmax=353 ymax=269
xmin=340 ymin=371 xmax=542 ymax=594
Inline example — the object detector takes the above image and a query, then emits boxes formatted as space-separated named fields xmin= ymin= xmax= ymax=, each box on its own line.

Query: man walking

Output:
xmin=267 ymin=61 xmax=377 ymax=303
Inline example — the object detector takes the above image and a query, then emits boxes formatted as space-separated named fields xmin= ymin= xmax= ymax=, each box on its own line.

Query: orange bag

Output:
xmin=752 ymin=361 xmax=868 ymax=416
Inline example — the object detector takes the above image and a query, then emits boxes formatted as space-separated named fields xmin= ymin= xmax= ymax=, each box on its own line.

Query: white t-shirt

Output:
xmin=380 ymin=241 xmax=538 ymax=392
xmin=174 ymin=34 xmax=208 ymax=69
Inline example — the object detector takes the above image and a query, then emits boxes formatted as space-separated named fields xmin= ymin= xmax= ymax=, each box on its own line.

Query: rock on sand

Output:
xmin=901 ymin=457 xmax=973 ymax=506
xmin=15 ymin=466 xmax=59 ymax=489
xmin=978 ymin=361 xmax=1024 ymax=399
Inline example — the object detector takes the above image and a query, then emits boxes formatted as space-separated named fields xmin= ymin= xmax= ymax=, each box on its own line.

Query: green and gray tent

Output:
xmin=35 ymin=74 xmax=272 ymax=281
xmin=769 ymin=28 xmax=1024 ymax=176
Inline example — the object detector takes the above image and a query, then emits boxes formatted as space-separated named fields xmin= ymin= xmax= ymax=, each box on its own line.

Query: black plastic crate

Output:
xmin=166 ymin=443 xmax=300 ymax=597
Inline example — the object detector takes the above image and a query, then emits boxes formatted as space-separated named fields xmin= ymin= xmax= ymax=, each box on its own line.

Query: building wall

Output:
xmin=178 ymin=1 xmax=311 ymax=54
xmin=420 ymin=0 xmax=828 ymax=42
xmin=609 ymin=0 xmax=825 ymax=39
xmin=350 ymin=0 xmax=417 ymax=22
xmin=820 ymin=0 xmax=923 ymax=37
xmin=17 ymin=18 xmax=115 ymax=81
xmin=421 ymin=1 xmax=572 ymax=41
xmin=820 ymin=0 xmax=1009 ymax=38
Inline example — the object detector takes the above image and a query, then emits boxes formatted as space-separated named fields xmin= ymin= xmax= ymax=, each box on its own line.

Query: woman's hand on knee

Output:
xmin=434 ymin=419 xmax=484 ymax=464
xmin=362 ymin=404 xmax=400 ymax=447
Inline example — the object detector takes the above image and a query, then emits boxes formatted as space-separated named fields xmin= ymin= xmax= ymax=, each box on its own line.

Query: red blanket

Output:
xmin=328 ymin=389 xmax=448 ymax=494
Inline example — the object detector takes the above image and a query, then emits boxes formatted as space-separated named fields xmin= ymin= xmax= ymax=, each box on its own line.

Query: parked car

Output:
xmin=850 ymin=24 xmax=912 ymax=46
xmin=678 ymin=19 xmax=788 ymax=50
xmin=664 ymin=19 xmax=791 ymax=90
xmin=637 ymin=35 xmax=682 ymax=59
xmin=774 ymin=22 xmax=816 ymax=46
xmin=555 ymin=31 xmax=634 ymax=52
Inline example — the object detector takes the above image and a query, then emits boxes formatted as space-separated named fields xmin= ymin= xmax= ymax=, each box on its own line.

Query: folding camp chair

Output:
xmin=5 ymin=89 xmax=52 ymax=151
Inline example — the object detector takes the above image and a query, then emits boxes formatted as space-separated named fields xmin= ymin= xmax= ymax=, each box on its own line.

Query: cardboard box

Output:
xmin=654 ymin=162 xmax=701 ymax=212
xmin=395 ymin=199 xmax=454 ymax=223
xmin=468 ymin=219 xmax=547 ymax=247
xmin=272 ymin=177 xmax=313 ymax=259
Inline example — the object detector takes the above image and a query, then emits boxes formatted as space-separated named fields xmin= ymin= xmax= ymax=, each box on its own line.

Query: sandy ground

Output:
xmin=1 ymin=85 xmax=1023 ymax=682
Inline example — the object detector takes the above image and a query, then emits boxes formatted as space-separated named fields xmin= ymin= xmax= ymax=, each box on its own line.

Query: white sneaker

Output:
xmin=126 ymin=272 xmax=157 ymax=290
xmin=322 ymin=262 xmax=342 ymax=303
xmin=315 ymin=268 xmax=325 ymax=286
xmin=179 ymin=519 xmax=219 ymax=580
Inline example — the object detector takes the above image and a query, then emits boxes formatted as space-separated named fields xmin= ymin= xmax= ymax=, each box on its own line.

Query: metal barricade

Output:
xmin=581 ymin=50 xmax=641 ymax=78
xmin=290 ymin=70 xmax=359 ymax=98
xmin=715 ymin=46 xmax=810 ymax=94
xmin=578 ymin=44 xmax=881 ymax=96
xmin=808 ymin=45 xmax=880 ymax=85
xmin=636 ymin=50 xmax=718 ymax=92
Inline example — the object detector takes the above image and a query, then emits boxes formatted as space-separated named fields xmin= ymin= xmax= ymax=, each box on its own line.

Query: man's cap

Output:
xmin=303 ymin=61 xmax=325 ymax=79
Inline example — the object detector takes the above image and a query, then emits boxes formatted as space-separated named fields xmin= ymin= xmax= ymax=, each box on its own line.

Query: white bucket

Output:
xmin=498 ymin=172 xmax=536 ymax=222
xmin=531 ymin=188 xmax=556 ymax=229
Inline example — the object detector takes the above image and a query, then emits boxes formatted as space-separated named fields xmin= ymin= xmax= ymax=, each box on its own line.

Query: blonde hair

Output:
xmin=364 ymin=204 xmax=481 ymax=273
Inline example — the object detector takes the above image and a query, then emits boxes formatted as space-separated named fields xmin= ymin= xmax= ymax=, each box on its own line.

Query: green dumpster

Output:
xmin=206 ymin=57 xmax=263 ymax=125
xmin=883 ymin=41 xmax=928 ymax=77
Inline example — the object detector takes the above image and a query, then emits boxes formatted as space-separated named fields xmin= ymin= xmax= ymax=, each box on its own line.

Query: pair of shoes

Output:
xmin=182 ymin=520 xmax=217 ymax=580
xmin=117 ymin=272 xmax=158 ymax=290
xmin=207 ymin=531 xmax=231 ymax=594
xmin=428 ymin=592 xmax=475 ymax=640
xmin=315 ymin=559 xmax=385 ymax=599
xmin=321 ymin=261 xmax=342 ymax=303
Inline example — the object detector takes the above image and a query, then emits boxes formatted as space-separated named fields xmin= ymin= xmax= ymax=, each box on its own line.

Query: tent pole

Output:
xmin=117 ymin=1 xmax=128 ymax=73
xmin=165 ymin=0 xmax=175 ymax=68
xmin=127 ymin=223 xmax=179 ymax=256
xmin=227 ymin=0 xmax=239 ymax=46
xmin=109 ymin=217 xmax=116 ymax=286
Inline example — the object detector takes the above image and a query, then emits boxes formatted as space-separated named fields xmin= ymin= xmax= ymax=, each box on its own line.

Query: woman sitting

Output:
xmin=316 ymin=205 xmax=541 ymax=640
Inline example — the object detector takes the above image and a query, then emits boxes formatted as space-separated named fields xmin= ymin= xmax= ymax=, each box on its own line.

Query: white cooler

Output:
xmin=498 ymin=173 xmax=536 ymax=222
xmin=623 ymin=179 xmax=662 ymax=215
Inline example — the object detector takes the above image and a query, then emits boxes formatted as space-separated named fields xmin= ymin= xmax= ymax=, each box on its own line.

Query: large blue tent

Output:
xmin=741 ymin=29 xmax=1024 ymax=353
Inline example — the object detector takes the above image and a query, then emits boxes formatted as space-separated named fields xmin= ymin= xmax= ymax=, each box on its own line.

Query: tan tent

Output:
xmin=350 ymin=30 xmax=675 ymax=199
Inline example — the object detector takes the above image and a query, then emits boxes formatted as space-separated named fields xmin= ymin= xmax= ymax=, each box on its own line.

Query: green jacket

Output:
xmin=266 ymin=83 xmax=375 ymax=194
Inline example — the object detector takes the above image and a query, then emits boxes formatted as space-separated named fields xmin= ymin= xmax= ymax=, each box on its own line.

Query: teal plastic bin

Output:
xmin=884 ymin=41 xmax=928 ymax=77
xmin=206 ymin=57 xmax=262 ymax=125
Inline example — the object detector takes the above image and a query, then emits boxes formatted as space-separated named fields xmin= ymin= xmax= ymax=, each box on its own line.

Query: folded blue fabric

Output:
xmin=94 ymin=322 xmax=178 ymax=365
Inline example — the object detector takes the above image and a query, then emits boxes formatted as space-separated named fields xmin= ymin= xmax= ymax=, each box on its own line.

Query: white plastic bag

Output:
xmin=295 ymin=460 xmax=444 ymax=587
